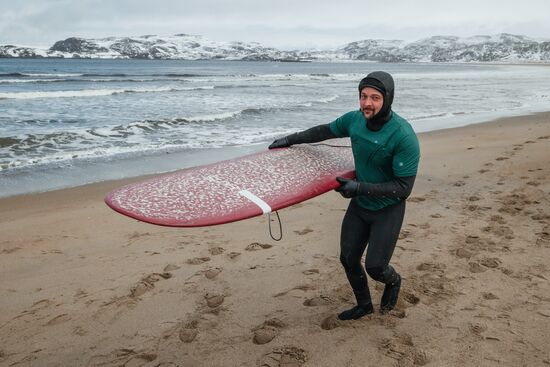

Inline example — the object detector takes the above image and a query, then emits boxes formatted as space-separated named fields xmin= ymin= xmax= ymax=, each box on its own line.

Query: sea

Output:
xmin=1 ymin=59 xmax=549 ymax=198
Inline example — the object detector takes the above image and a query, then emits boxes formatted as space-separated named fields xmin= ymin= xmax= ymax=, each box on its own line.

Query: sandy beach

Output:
xmin=1 ymin=112 xmax=549 ymax=366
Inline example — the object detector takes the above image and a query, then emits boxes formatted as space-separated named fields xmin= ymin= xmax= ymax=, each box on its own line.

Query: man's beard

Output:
xmin=361 ymin=107 xmax=375 ymax=119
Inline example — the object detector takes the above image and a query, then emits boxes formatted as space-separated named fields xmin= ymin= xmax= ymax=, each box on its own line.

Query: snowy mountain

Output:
xmin=1 ymin=33 xmax=549 ymax=62
xmin=0 ymin=34 xmax=310 ymax=61
xmin=337 ymin=34 xmax=550 ymax=62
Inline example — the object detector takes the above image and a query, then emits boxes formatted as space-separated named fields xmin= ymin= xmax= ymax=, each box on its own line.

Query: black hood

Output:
xmin=358 ymin=71 xmax=395 ymax=128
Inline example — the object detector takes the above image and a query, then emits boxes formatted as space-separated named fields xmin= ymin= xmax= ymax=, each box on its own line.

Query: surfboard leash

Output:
xmin=268 ymin=211 xmax=283 ymax=241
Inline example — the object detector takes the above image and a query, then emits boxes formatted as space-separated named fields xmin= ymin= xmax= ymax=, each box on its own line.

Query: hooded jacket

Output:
xmin=358 ymin=71 xmax=395 ymax=130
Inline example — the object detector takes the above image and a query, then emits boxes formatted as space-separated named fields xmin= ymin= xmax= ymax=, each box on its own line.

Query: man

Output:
xmin=269 ymin=71 xmax=420 ymax=320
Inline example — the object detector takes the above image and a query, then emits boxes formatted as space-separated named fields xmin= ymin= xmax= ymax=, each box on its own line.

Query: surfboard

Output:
xmin=104 ymin=140 xmax=355 ymax=227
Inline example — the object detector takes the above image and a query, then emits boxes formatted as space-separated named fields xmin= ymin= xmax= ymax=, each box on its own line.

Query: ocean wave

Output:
xmin=0 ymin=121 xmax=290 ymax=171
xmin=0 ymin=78 xmax=61 ymax=84
xmin=0 ymin=77 xmax=194 ymax=84
xmin=0 ymin=85 xmax=215 ymax=100
xmin=0 ymin=94 xmax=339 ymax=151
xmin=410 ymin=111 xmax=476 ymax=122
xmin=0 ymin=72 xmax=83 ymax=78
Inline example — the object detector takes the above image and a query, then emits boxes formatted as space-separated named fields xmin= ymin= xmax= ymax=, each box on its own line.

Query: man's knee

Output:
xmin=366 ymin=265 xmax=385 ymax=282
xmin=340 ymin=252 xmax=362 ymax=274
xmin=366 ymin=265 xmax=397 ymax=283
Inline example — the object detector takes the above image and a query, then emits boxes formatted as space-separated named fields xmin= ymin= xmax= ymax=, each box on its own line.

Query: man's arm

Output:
xmin=335 ymin=176 xmax=416 ymax=199
xmin=269 ymin=124 xmax=337 ymax=149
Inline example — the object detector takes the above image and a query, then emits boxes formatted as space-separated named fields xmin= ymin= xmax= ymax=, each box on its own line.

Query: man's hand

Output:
xmin=268 ymin=137 xmax=291 ymax=149
xmin=335 ymin=177 xmax=360 ymax=198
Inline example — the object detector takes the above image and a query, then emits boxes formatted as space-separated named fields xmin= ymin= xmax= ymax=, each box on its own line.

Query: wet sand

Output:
xmin=1 ymin=112 xmax=549 ymax=366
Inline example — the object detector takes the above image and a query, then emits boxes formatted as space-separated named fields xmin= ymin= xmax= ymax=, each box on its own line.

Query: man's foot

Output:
xmin=337 ymin=303 xmax=374 ymax=320
xmin=380 ymin=273 xmax=401 ymax=312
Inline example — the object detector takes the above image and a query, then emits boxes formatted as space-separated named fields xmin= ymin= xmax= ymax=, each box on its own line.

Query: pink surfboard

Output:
xmin=105 ymin=140 xmax=355 ymax=227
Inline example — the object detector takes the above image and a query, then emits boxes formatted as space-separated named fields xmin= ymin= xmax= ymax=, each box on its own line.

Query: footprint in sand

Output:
xmin=468 ymin=262 xmax=487 ymax=273
xmin=536 ymin=228 xmax=550 ymax=247
xmin=402 ymin=291 xmax=421 ymax=305
xmin=130 ymin=272 xmax=172 ymax=298
xmin=416 ymin=262 xmax=445 ymax=272
xmin=482 ymin=292 xmax=499 ymax=300
xmin=259 ymin=346 xmax=308 ymax=367
xmin=302 ymin=269 xmax=320 ymax=275
xmin=45 ymin=313 xmax=71 ymax=326
xmin=204 ymin=293 xmax=225 ymax=308
xmin=204 ymin=268 xmax=222 ymax=279
xmin=321 ymin=314 xmax=343 ymax=330
xmin=179 ymin=319 xmax=199 ymax=343
xmin=408 ymin=196 xmax=426 ymax=203
xmin=294 ymin=228 xmax=313 ymax=235
xmin=1 ymin=247 xmax=21 ymax=254
xmin=454 ymin=248 xmax=473 ymax=259
xmin=482 ymin=224 xmax=514 ymax=239
xmin=398 ymin=229 xmax=412 ymax=240
xmin=227 ymin=252 xmax=241 ymax=259
xmin=465 ymin=235 xmax=484 ymax=245
xmin=479 ymin=257 xmax=501 ymax=269
xmin=253 ymin=318 xmax=286 ymax=345
xmin=246 ymin=242 xmax=273 ymax=251
xmin=163 ymin=264 xmax=180 ymax=272
xmin=73 ymin=326 xmax=87 ymax=336
xmin=186 ymin=257 xmax=211 ymax=265
xmin=31 ymin=299 xmax=53 ymax=310
xmin=469 ymin=322 xmax=488 ymax=337
xmin=379 ymin=337 xmax=429 ymax=366
xmin=531 ymin=213 xmax=550 ymax=222
xmin=303 ymin=295 xmax=333 ymax=306
xmin=490 ymin=215 xmax=507 ymax=225
xmin=209 ymin=247 xmax=225 ymax=256
xmin=88 ymin=348 xmax=157 ymax=366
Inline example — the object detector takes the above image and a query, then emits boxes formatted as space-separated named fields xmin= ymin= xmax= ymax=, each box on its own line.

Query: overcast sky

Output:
xmin=1 ymin=0 xmax=549 ymax=49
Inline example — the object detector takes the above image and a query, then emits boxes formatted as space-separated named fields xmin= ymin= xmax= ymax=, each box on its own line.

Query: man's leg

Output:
xmin=364 ymin=201 xmax=406 ymax=312
xmin=338 ymin=201 xmax=374 ymax=320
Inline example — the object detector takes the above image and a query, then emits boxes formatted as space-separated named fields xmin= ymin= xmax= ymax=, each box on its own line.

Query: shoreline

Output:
xmin=1 ymin=111 xmax=549 ymax=366
xmin=1 ymin=109 xmax=550 ymax=200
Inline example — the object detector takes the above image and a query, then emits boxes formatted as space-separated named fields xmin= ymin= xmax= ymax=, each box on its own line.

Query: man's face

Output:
xmin=359 ymin=87 xmax=384 ymax=120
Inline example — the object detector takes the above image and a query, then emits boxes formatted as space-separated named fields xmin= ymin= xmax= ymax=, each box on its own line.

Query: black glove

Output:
xmin=335 ymin=176 xmax=360 ymax=198
xmin=268 ymin=136 xmax=291 ymax=149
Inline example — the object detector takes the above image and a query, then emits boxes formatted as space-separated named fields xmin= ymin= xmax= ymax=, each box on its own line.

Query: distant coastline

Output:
xmin=1 ymin=33 xmax=549 ymax=63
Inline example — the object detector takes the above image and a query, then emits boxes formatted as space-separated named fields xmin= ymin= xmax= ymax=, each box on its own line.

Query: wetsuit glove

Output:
xmin=269 ymin=124 xmax=337 ymax=150
xmin=335 ymin=177 xmax=360 ymax=198
xmin=336 ymin=176 xmax=417 ymax=199
xmin=268 ymin=137 xmax=291 ymax=149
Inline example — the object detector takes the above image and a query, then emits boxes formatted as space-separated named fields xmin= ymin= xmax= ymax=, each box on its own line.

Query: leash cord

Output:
xmin=268 ymin=211 xmax=283 ymax=241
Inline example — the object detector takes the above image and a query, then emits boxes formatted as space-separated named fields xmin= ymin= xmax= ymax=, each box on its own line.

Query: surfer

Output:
xmin=269 ymin=71 xmax=420 ymax=320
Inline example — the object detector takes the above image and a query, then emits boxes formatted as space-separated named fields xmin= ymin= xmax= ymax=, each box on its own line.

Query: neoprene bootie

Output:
xmin=380 ymin=273 xmax=401 ymax=312
xmin=338 ymin=302 xmax=374 ymax=320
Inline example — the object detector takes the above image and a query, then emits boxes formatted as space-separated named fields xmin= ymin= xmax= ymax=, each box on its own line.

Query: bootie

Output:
xmin=338 ymin=302 xmax=374 ymax=320
xmin=380 ymin=273 xmax=401 ymax=312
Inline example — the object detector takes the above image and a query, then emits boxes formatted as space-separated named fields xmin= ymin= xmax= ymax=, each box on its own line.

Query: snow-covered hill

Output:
xmin=339 ymin=34 xmax=550 ymax=62
xmin=1 ymin=33 xmax=549 ymax=62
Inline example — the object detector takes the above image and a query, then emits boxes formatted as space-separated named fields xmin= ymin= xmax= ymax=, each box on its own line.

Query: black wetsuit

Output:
xmin=279 ymin=123 xmax=415 ymax=314
xmin=269 ymin=71 xmax=420 ymax=319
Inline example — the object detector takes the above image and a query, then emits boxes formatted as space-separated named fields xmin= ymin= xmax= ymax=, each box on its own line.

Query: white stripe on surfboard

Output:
xmin=239 ymin=190 xmax=272 ymax=214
